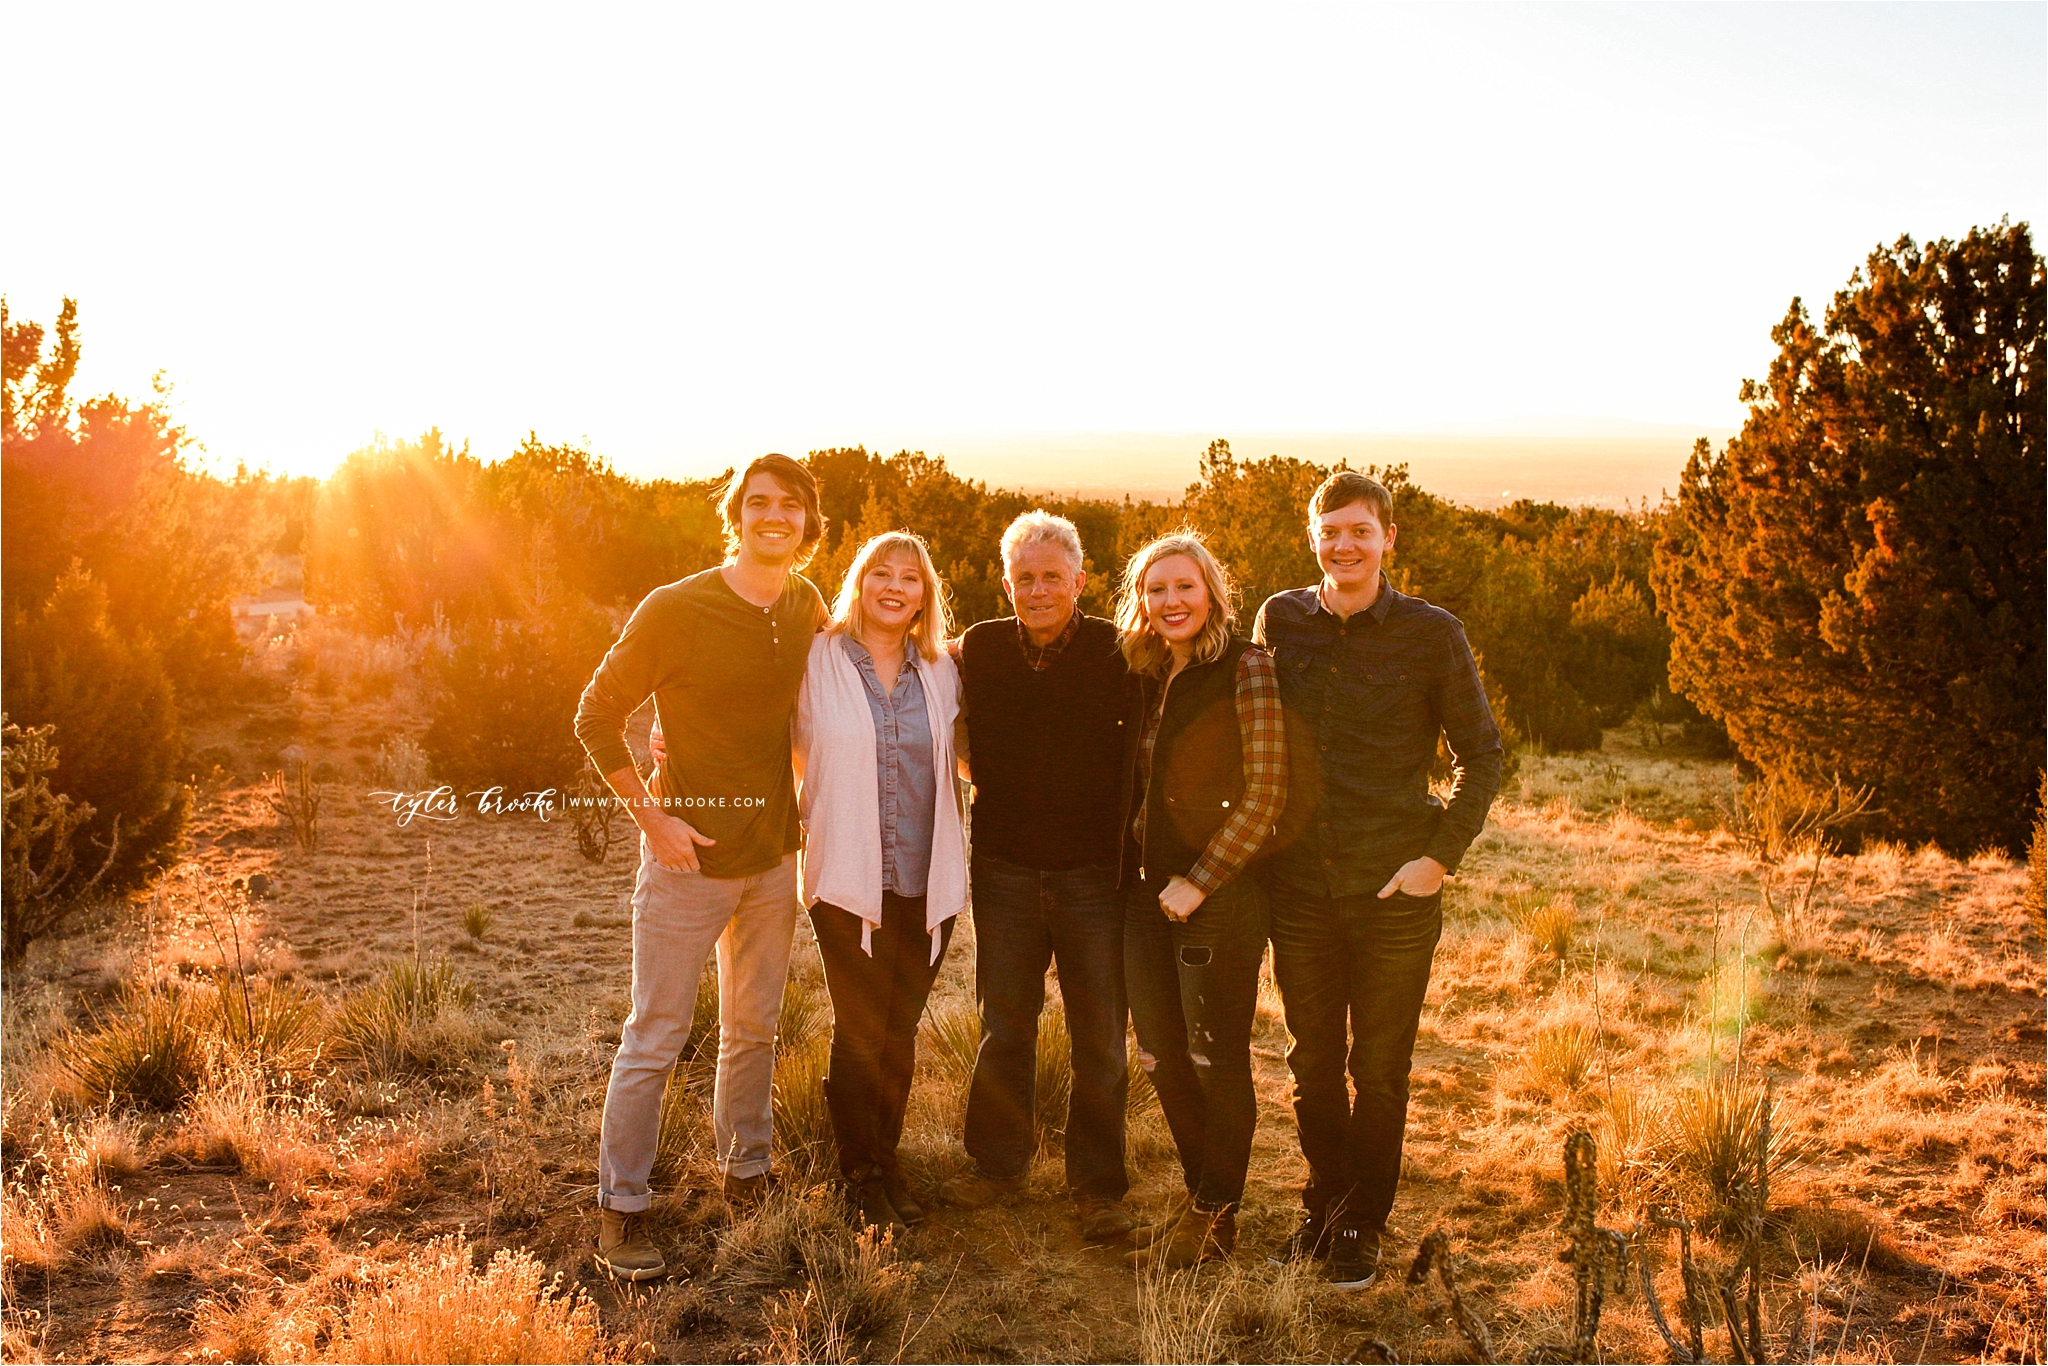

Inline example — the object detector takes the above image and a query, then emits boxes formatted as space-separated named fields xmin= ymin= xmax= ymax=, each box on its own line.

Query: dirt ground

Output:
xmin=2 ymin=669 xmax=2043 ymax=1364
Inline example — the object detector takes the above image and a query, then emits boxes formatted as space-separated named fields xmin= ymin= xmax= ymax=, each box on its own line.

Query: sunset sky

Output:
xmin=7 ymin=3 xmax=2043 ymax=495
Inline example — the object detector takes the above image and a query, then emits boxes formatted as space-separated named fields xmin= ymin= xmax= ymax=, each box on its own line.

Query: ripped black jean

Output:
xmin=1123 ymin=874 xmax=1269 ymax=1210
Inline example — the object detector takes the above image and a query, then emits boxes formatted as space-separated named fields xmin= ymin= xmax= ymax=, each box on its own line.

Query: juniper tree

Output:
xmin=1653 ymin=222 xmax=2045 ymax=852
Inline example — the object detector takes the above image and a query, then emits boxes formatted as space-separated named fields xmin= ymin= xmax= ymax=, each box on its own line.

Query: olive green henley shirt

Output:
xmin=574 ymin=566 xmax=826 ymax=879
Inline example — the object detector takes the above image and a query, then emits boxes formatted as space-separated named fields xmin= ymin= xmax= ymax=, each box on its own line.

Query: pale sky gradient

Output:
xmin=6 ymin=2 xmax=2043 ymax=491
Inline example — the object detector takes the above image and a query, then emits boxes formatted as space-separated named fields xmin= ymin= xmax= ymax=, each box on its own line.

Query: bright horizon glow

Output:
xmin=6 ymin=3 xmax=2042 ymax=491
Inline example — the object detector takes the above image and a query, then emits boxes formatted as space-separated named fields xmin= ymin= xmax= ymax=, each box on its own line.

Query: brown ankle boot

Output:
xmin=595 ymin=1208 xmax=666 ymax=1281
xmin=1130 ymin=1191 xmax=1193 ymax=1249
xmin=1128 ymin=1202 xmax=1232 ymax=1270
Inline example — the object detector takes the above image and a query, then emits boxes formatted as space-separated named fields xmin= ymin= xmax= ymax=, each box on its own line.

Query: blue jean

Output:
xmin=963 ymin=853 xmax=1129 ymax=1199
xmin=1266 ymin=867 xmax=1443 ymax=1232
xmin=1124 ymin=874 xmax=1269 ymax=1210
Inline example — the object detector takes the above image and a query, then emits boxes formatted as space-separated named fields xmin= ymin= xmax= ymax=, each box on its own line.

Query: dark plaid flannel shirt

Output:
xmin=1253 ymin=575 xmax=1501 ymax=893
xmin=1132 ymin=647 xmax=1288 ymax=894
xmin=1016 ymin=608 xmax=1082 ymax=671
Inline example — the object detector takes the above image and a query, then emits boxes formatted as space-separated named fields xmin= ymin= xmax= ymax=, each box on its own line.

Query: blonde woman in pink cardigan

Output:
xmin=793 ymin=531 xmax=968 ymax=1234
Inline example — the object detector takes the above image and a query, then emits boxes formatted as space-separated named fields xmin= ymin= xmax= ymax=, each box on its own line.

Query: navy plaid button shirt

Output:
xmin=1252 ymin=574 xmax=1502 ymax=894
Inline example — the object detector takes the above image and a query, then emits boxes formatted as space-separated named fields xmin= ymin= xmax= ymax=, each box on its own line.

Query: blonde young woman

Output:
xmin=1114 ymin=531 xmax=1287 ymax=1269
xmin=792 ymin=531 xmax=967 ymax=1234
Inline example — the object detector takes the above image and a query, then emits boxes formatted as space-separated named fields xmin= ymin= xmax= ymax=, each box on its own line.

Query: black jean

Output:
xmin=1124 ymin=874 xmax=1269 ymax=1210
xmin=963 ymin=853 xmax=1128 ymax=1199
xmin=1266 ymin=871 xmax=1443 ymax=1232
xmin=811 ymin=894 xmax=955 ymax=1179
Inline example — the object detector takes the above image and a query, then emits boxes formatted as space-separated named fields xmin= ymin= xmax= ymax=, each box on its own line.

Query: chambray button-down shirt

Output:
xmin=1253 ymin=574 xmax=1503 ymax=896
xmin=841 ymin=636 xmax=937 ymax=897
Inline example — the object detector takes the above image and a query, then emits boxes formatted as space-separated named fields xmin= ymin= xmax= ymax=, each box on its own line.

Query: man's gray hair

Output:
xmin=1000 ymin=509 xmax=1084 ymax=573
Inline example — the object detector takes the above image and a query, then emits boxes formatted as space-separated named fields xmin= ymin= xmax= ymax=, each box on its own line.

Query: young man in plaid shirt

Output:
xmin=1253 ymin=470 xmax=1503 ymax=1288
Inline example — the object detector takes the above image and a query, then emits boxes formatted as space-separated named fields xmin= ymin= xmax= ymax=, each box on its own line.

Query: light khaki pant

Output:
xmin=598 ymin=842 xmax=799 ymax=1211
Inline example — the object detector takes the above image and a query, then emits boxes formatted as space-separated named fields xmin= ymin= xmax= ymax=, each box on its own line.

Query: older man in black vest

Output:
xmin=941 ymin=510 xmax=1136 ymax=1243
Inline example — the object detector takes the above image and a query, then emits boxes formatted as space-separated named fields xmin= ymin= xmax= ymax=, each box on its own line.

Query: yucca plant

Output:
xmin=1507 ymin=892 xmax=1577 ymax=962
xmin=669 ymin=960 xmax=721 ymax=1090
xmin=919 ymin=999 xmax=981 ymax=1090
xmin=334 ymin=958 xmax=479 ymax=1075
xmin=1668 ymin=1071 xmax=1803 ymax=1232
xmin=210 ymin=974 xmax=326 ymax=1065
xmin=650 ymin=1068 xmax=700 ymax=1185
xmin=1034 ymin=1001 xmax=1073 ymax=1153
xmin=63 ymin=982 xmax=205 ymax=1111
xmin=776 ymin=977 xmax=830 ymax=1056
xmin=1596 ymin=1085 xmax=1672 ymax=1207
xmin=459 ymin=901 xmax=494 ymax=942
xmin=1512 ymin=1021 xmax=1597 ymax=1100
xmin=772 ymin=1030 xmax=835 ymax=1182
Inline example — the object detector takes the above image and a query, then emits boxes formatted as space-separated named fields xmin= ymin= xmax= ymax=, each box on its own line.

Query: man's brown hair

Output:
xmin=1308 ymin=469 xmax=1393 ymax=530
xmin=721 ymin=454 xmax=824 ymax=566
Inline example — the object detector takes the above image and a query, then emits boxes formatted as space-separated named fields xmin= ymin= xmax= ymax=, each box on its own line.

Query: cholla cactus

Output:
xmin=1 ymin=715 xmax=116 ymax=963
xmin=1407 ymin=1228 xmax=1496 ymax=1364
xmin=1530 ymin=1128 xmax=1633 ymax=1364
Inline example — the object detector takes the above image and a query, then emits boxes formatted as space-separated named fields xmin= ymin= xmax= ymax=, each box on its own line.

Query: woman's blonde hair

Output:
xmin=830 ymin=531 xmax=954 ymax=661
xmin=1115 ymin=530 xmax=1237 ymax=677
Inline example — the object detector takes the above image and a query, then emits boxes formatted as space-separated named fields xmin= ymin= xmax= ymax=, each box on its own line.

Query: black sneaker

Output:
xmin=1268 ymin=1209 xmax=1334 ymax=1265
xmin=1323 ymin=1221 xmax=1381 ymax=1289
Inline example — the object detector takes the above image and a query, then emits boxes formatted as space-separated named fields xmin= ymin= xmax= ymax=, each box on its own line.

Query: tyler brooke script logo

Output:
xmin=369 ymin=786 xmax=571 ymax=826
xmin=367 ymin=788 xmax=763 ymax=826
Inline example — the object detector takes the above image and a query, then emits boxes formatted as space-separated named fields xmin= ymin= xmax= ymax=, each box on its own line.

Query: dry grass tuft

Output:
xmin=1136 ymin=1264 xmax=1230 ymax=1365
xmin=191 ymin=1287 xmax=296 ymax=1364
xmin=649 ymin=1069 xmax=702 ymax=1186
xmin=2 ymin=1179 xmax=61 ymax=1290
xmin=719 ymin=1184 xmax=918 ymax=1360
xmin=760 ymin=1227 xmax=912 ymax=1364
xmin=919 ymin=999 xmax=979 ymax=1091
xmin=776 ymin=976 xmax=831 ymax=1057
xmin=319 ymin=1237 xmax=616 ymax=1364
xmin=1781 ymin=1199 xmax=1910 ymax=1273
xmin=1134 ymin=1258 xmax=1348 ymax=1365
xmin=718 ymin=1184 xmax=849 ymax=1292
xmin=65 ymin=1112 xmax=146 ymax=1186
xmin=460 ymin=900 xmax=495 ymax=942
xmin=1033 ymin=1001 xmax=1073 ymax=1152
xmin=168 ymin=1066 xmax=333 ymax=1194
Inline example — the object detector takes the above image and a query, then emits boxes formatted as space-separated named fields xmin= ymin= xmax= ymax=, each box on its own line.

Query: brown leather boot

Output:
xmin=1127 ymin=1203 xmax=1234 ymax=1270
xmin=723 ymin=1170 xmax=781 ymax=1212
xmin=595 ymin=1209 xmax=667 ymax=1281
xmin=877 ymin=1164 xmax=926 ymax=1225
xmin=1129 ymin=1191 xmax=1193 ymax=1249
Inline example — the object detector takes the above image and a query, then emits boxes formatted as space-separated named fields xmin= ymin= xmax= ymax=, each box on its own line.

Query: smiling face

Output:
xmin=736 ymin=471 xmax=810 ymax=567
xmin=1141 ymin=552 xmax=1212 ymax=650
xmin=1003 ymin=539 xmax=1085 ymax=641
xmin=859 ymin=550 xmax=926 ymax=636
xmin=1311 ymin=498 xmax=1396 ymax=592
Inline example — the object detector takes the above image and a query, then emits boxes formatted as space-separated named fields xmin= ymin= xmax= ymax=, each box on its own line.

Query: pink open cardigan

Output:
xmin=792 ymin=630 xmax=967 ymax=962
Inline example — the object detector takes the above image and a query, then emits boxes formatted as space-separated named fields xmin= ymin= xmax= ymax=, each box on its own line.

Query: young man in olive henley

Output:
xmin=575 ymin=454 xmax=827 ymax=1281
